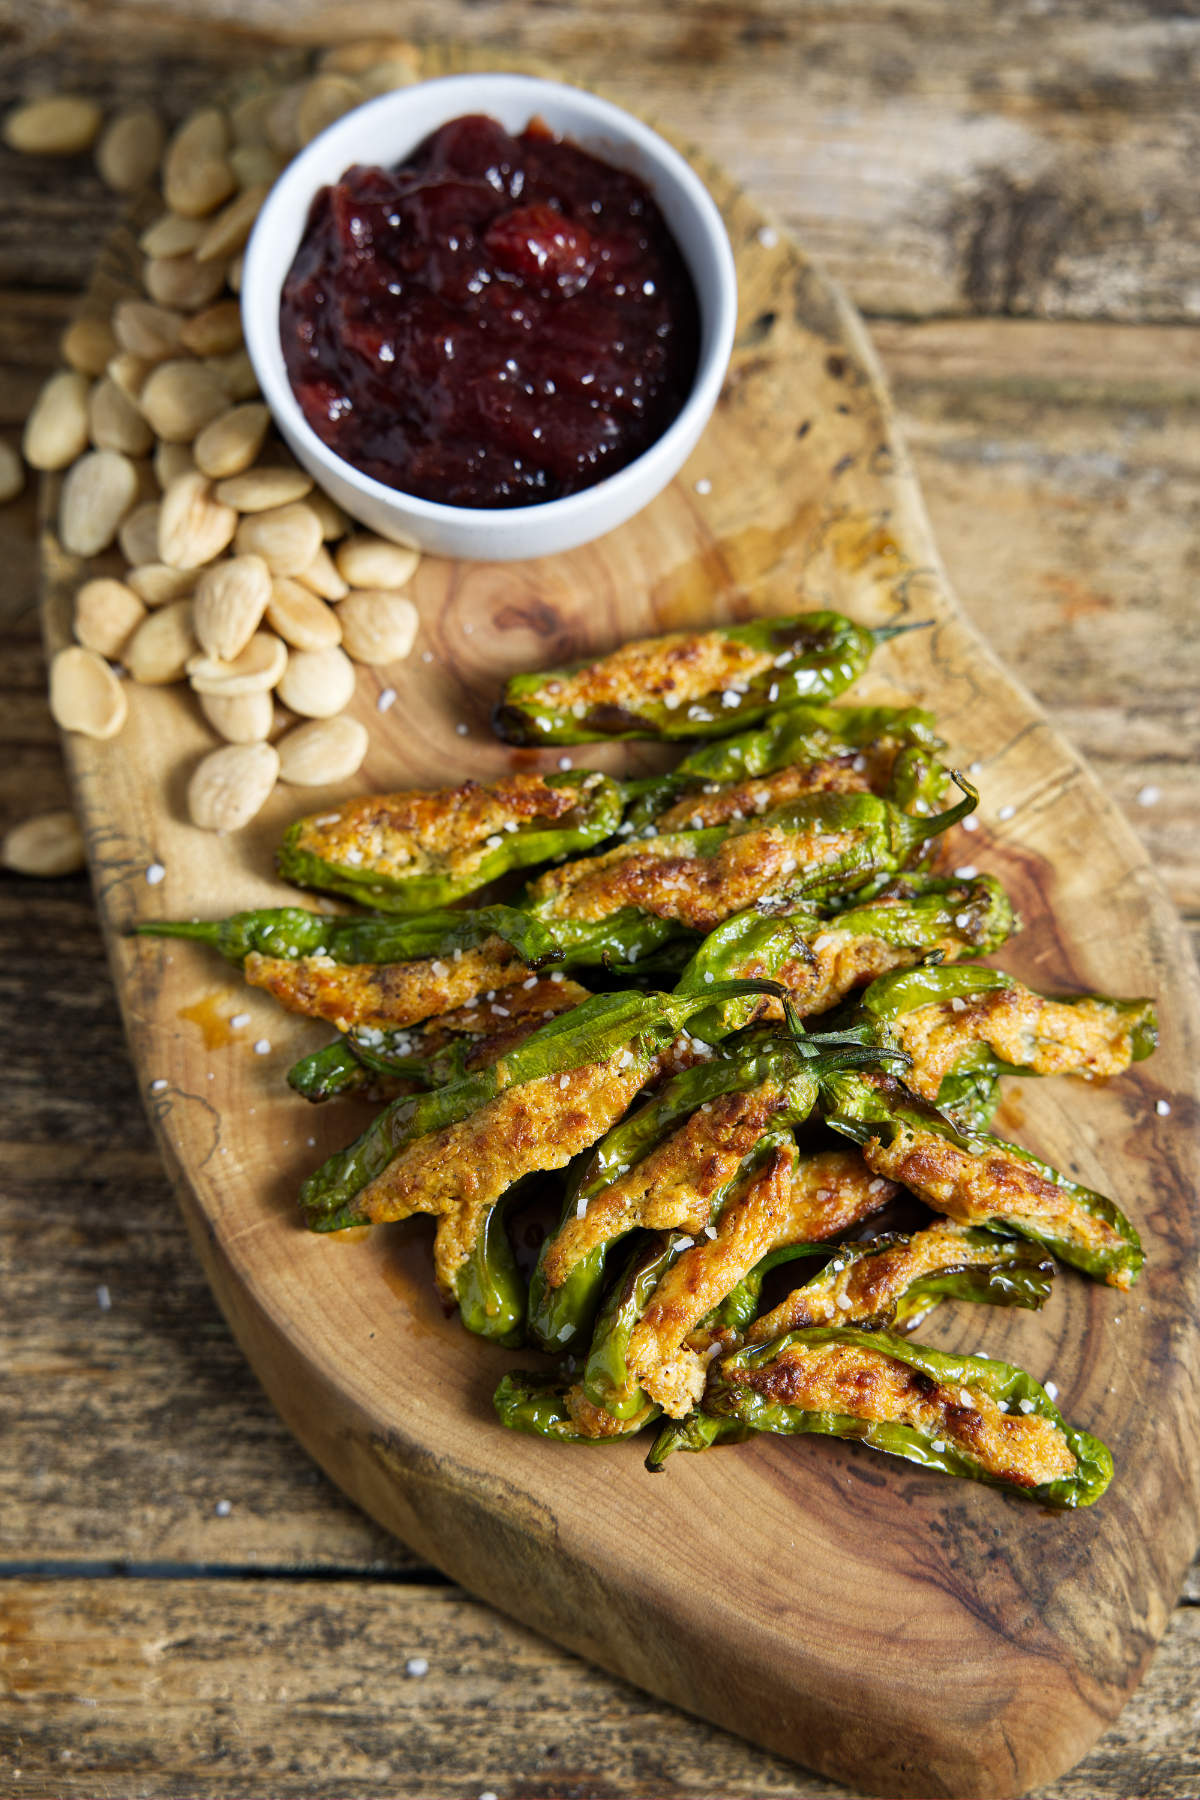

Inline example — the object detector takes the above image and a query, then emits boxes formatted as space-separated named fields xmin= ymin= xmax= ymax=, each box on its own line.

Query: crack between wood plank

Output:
xmin=0 ymin=1558 xmax=454 ymax=1585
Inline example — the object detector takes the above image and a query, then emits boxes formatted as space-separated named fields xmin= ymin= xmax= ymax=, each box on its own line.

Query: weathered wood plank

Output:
xmin=0 ymin=1577 xmax=1196 ymax=1799
xmin=1 ymin=6 xmax=1200 ymax=319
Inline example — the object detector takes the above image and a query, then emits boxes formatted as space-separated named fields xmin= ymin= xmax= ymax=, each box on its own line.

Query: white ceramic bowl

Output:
xmin=241 ymin=73 xmax=737 ymax=561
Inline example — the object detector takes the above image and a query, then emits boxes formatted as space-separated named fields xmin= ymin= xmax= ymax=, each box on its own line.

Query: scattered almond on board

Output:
xmin=7 ymin=66 xmax=423 ymax=833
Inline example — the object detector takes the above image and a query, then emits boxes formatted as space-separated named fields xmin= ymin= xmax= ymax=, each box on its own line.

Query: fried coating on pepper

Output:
xmin=730 ymin=1336 xmax=1076 ymax=1489
xmin=522 ymin=629 xmax=776 ymax=721
xmin=352 ymin=1054 xmax=653 ymax=1298
xmin=244 ymin=938 xmax=531 ymax=1031
xmin=624 ymin=1147 xmax=899 ymax=1418
xmin=652 ymin=749 xmax=897 ymax=833
xmin=894 ymin=986 xmax=1146 ymax=1094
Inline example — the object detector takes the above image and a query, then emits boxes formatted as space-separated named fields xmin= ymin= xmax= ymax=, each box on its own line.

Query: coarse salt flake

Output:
xmin=559 ymin=1074 xmax=571 ymax=1089
xmin=377 ymin=686 xmax=397 ymax=713
xmin=149 ymin=1077 xmax=168 ymax=1093
xmin=254 ymin=1039 xmax=271 ymax=1055
xmin=485 ymin=834 xmax=503 ymax=849
xmin=430 ymin=960 xmax=449 ymax=978
xmin=455 ymin=722 xmax=469 ymax=736
xmin=694 ymin=477 xmax=712 ymax=496
xmin=96 ymin=1284 xmax=112 ymax=1311
xmin=950 ymin=996 xmax=967 ymax=1013
xmin=145 ymin=862 xmax=166 ymax=885
xmin=1137 ymin=784 xmax=1160 ymax=807
xmin=953 ymin=864 xmax=977 ymax=880
xmin=1044 ymin=1380 xmax=1059 ymax=1401
xmin=997 ymin=804 xmax=1016 ymax=821
xmin=962 ymin=815 xmax=978 ymax=833
xmin=1156 ymin=1099 xmax=1171 ymax=1116
xmin=1018 ymin=1398 xmax=1036 ymax=1413
xmin=757 ymin=225 xmax=778 ymax=247
xmin=405 ymin=1657 xmax=429 ymax=1678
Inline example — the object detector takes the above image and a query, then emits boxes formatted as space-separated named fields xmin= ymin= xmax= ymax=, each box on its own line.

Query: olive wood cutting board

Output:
xmin=40 ymin=42 xmax=1200 ymax=1800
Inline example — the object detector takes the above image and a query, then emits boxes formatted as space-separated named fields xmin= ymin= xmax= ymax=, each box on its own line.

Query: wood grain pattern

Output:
xmin=24 ymin=35 xmax=1200 ymax=1800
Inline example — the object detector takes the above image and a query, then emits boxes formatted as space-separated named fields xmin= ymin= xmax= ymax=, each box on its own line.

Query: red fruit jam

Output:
xmin=280 ymin=113 xmax=701 ymax=509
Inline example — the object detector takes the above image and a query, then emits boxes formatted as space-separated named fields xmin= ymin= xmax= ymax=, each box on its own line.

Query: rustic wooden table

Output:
xmin=2 ymin=5 xmax=1197 ymax=1796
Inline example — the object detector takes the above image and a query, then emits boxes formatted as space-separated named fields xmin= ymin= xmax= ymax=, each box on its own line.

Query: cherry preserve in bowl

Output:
xmin=242 ymin=75 xmax=738 ymax=560
xmin=280 ymin=114 xmax=701 ymax=512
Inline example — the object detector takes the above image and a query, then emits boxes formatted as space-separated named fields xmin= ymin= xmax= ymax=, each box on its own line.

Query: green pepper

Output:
xmin=493 ymin=612 xmax=920 ymax=745
xmin=524 ymin=780 xmax=980 ymax=962
xmin=277 ymin=771 xmax=625 ymax=913
xmin=528 ymin=1029 xmax=903 ymax=1355
xmin=137 ymin=902 xmax=562 ymax=972
xmin=820 ymin=1070 xmax=1143 ymax=1288
xmin=645 ymin=1411 xmax=750 ymax=1468
xmin=493 ymin=1371 xmax=657 ymax=1444
xmin=703 ymin=1325 xmax=1113 ymax=1508
xmin=675 ymin=871 xmax=1015 ymax=1041
xmin=299 ymin=978 xmax=794 ymax=1232
xmin=839 ymin=963 xmax=1157 ymax=1125
xmin=287 ymin=1039 xmax=417 ymax=1104
xmin=455 ymin=1193 xmax=526 ymax=1346
xmin=695 ymin=1241 xmax=828 ymax=1338
xmin=622 ymin=702 xmax=945 ymax=830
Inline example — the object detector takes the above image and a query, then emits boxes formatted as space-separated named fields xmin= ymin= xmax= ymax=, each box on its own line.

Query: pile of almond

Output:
xmin=6 ymin=45 xmax=430 ymax=835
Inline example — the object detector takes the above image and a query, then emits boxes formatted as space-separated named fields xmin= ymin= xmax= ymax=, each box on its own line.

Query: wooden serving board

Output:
xmin=41 ymin=45 xmax=1200 ymax=1800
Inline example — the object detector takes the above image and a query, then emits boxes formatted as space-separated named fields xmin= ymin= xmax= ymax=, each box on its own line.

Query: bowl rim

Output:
xmin=240 ymin=70 xmax=738 ymax=532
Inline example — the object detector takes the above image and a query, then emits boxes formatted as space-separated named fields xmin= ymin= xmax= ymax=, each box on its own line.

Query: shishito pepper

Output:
xmin=287 ymin=975 xmax=591 ymax=1102
xmin=277 ymin=770 xmax=624 ymax=913
xmin=138 ymin=902 xmax=561 ymax=971
xmin=837 ymin=963 xmax=1157 ymax=1128
xmin=675 ymin=871 xmax=1015 ymax=1040
xmin=523 ymin=780 xmax=980 ymax=959
xmin=493 ymin=1371 xmax=656 ymax=1444
xmin=527 ymin=1028 xmax=900 ymax=1355
xmin=622 ymin=702 xmax=947 ymax=832
xmin=821 ymin=1069 xmax=1144 ymax=1288
xmin=700 ymin=1326 xmax=1113 ymax=1507
xmin=493 ymin=611 xmax=918 ymax=745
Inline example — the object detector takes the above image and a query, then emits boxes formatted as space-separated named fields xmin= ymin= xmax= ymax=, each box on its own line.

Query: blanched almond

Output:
xmin=158 ymin=470 xmax=237 ymax=568
xmin=227 ymin=253 xmax=245 ymax=294
xmin=266 ymin=577 xmax=341 ymax=650
xmin=139 ymin=213 xmax=205 ymax=258
xmin=59 ymin=448 xmax=138 ymax=556
xmin=126 ymin=561 xmax=195 ymax=607
xmin=265 ymin=83 xmax=305 ymax=154
xmin=230 ymin=89 xmax=273 ymax=148
xmin=234 ymin=501 xmax=322 ymax=575
xmin=89 ymin=376 xmax=154 ymax=457
xmin=206 ymin=348 xmax=258 ymax=401
xmin=162 ymin=107 xmax=236 ymax=218
xmin=187 ymin=629 xmax=287 ymax=695
xmin=335 ymin=534 xmax=419 ymax=590
xmin=178 ymin=300 xmax=243 ymax=357
xmin=139 ymin=359 xmax=231 ymax=443
xmin=153 ymin=440 xmax=195 ymax=489
xmin=192 ymin=554 xmax=272 ymax=661
xmin=96 ymin=105 xmax=165 ymax=193
xmin=277 ymin=715 xmax=369 ymax=786
xmin=62 ymin=314 xmax=118 ymax=377
xmin=336 ymin=591 xmax=419 ymax=665
xmin=23 ymin=370 xmax=91 ymax=470
xmin=196 ymin=182 xmax=269 ymax=262
xmin=296 ymin=74 xmax=365 ymax=146
xmin=5 ymin=94 xmax=103 ymax=156
xmin=1 ymin=808 xmax=86 ymax=876
xmin=125 ymin=600 xmax=197 ymax=684
xmin=113 ymin=298 xmax=185 ymax=361
xmin=188 ymin=740 xmax=279 ymax=832
xmin=296 ymin=543 xmax=348 ymax=601
xmin=116 ymin=500 xmax=161 ymax=566
xmin=229 ymin=143 xmax=283 ymax=190
xmin=144 ymin=252 xmax=227 ymax=310
xmin=74 ymin=577 xmax=147 ymax=657
xmin=198 ymin=687 xmax=274 ymax=743
xmin=320 ymin=40 xmax=421 ymax=86
xmin=49 ymin=646 xmax=128 ymax=738
xmin=105 ymin=351 xmax=152 ymax=403
xmin=276 ymin=644 xmax=355 ymax=718
xmin=306 ymin=489 xmax=350 ymax=539
xmin=215 ymin=465 xmax=312 ymax=510
xmin=0 ymin=440 xmax=25 ymax=504
xmin=193 ymin=403 xmax=271 ymax=479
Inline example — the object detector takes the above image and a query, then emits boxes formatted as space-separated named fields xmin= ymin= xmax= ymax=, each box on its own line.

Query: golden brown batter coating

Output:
xmin=861 ymin=1119 xmax=1133 ymax=1288
xmin=895 ymin=987 xmax=1143 ymax=1096
xmin=626 ymin=1149 xmax=898 ymax=1418
xmin=243 ymin=939 xmax=531 ymax=1032
xmin=737 ymin=1338 xmax=1076 ymax=1489
xmin=540 ymin=1080 xmax=801 ymax=1289
xmin=528 ymin=825 xmax=857 ymax=932
xmin=653 ymin=749 xmax=897 ymax=832
xmin=526 ymin=630 xmax=775 ymax=717
xmin=289 ymin=772 xmax=597 ymax=883
xmin=748 ymin=1218 xmax=997 ymax=1339
xmin=354 ymin=1055 xmax=652 ymax=1298
xmin=418 ymin=976 xmax=591 ymax=1072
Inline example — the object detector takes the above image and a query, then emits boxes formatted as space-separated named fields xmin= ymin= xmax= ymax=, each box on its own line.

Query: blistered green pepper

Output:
xmin=299 ymin=978 xmax=791 ymax=1232
xmin=523 ymin=782 xmax=979 ymax=975
xmin=277 ymin=771 xmax=625 ymax=913
xmin=493 ymin=612 xmax=919 ymax=745
xmin=820 ymin=1070 xmax=1143 ymax=1288
xmin=675 ymin=871 xmax=1015 ymax=1041
xmin=493 ymin=1372 xmax=655 ymax=1444
xmin=137 ymin=902 xmax=562 ymax=972
xmin=837 ymin=963 xmax=1157 ymax=1128
xmin=622 ymin=702 xmax=946 ymax=831
xmin=702 ymin=1326 xmax=1113 ymax=1507
xmin=287 ymin=1039 xmax=417 ymax=1104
